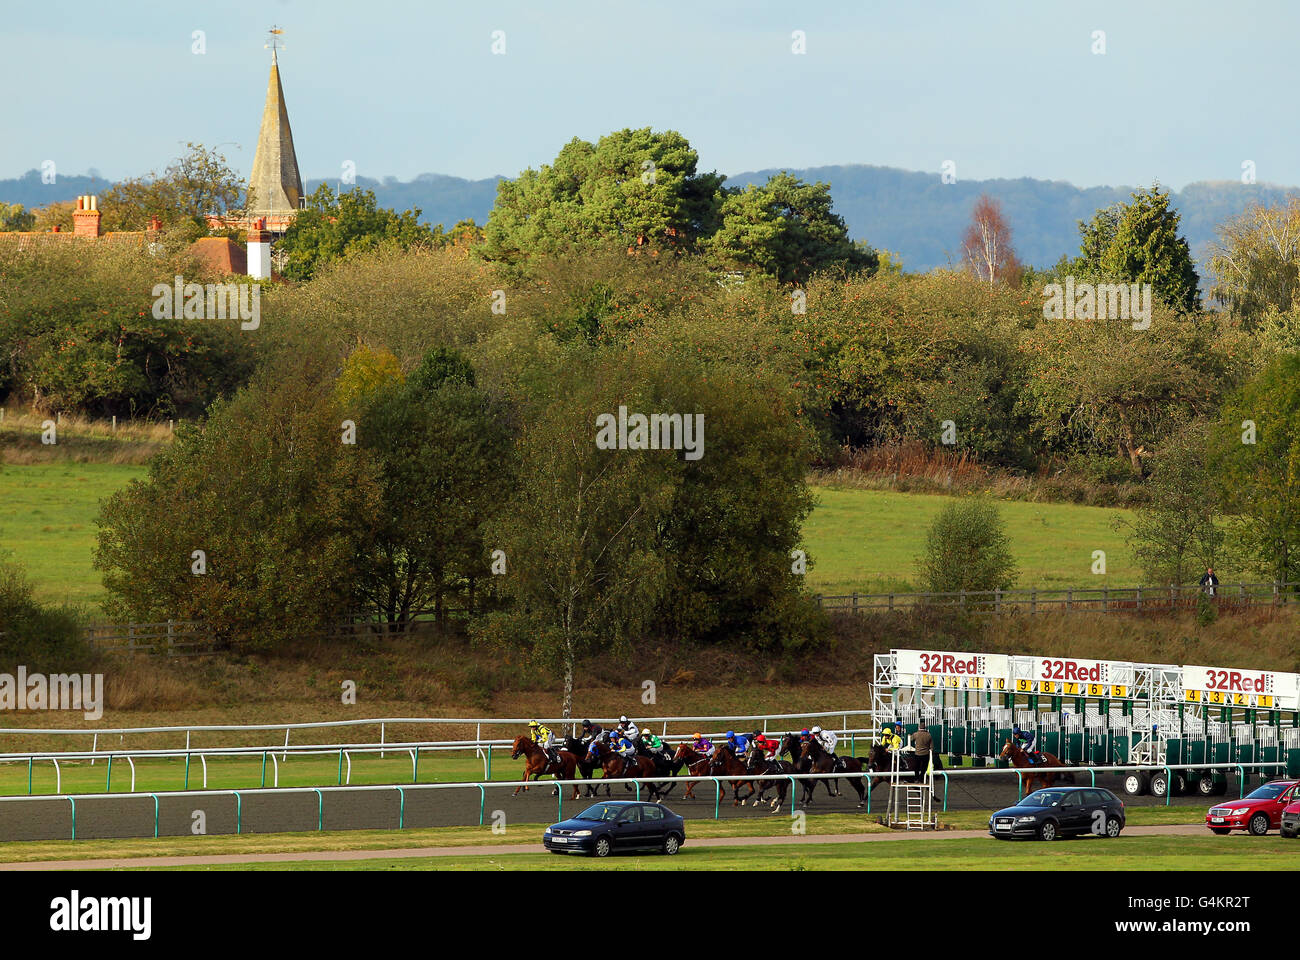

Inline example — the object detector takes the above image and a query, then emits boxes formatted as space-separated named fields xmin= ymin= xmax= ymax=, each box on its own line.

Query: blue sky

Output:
xmin=2 ymin=0 xmax=1295 ymax=188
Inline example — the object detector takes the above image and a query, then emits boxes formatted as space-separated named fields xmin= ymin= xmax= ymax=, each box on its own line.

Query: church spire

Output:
xmin=247 ymin=27 xmax=302 ymax=224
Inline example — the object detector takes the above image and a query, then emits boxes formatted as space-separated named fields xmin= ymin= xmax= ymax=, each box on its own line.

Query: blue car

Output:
xmin=543 ymin=800 xmax=686 ymax=857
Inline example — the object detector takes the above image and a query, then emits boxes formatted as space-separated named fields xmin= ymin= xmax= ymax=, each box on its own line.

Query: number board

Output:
xmin=1012 ymin=657 xmax=1133 ymax=699
xmin=894 ymin=650 xmax=1010 ymax=690
xmin=1182 ymin=665 xmax=1299 ymax=711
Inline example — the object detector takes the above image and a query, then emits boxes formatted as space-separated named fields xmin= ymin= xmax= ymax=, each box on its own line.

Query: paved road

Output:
xmin=0 ymin=824 xmax=1218 ymax=871
xmin=0 ymin=768 xmax=1231 ymax=843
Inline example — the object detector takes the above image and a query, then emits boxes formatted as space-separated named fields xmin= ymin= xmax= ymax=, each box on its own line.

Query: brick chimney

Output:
xmin=72 ymin=195 xmax=102 ymax=238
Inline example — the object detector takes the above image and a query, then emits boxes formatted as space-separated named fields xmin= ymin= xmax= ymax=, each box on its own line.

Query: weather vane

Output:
xmin=265 ymin=26 xmax=285 ymax=59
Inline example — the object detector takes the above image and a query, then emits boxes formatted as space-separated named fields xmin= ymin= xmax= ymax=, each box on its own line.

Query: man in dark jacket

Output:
xmin=1199 ymin=567 xmax=1219 ymax=597
xmin=909 ymin=724 xmax=942 ymax=781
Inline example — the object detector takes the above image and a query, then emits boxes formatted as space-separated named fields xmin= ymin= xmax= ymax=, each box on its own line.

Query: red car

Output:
xmin=1205 ymin=779 xmax=1299 ymax=836
xmin=1282 ymin=799 xmax=1300 ymax=839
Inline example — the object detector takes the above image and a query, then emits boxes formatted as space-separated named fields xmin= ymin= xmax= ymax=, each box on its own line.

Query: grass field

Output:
xmin=0 ymin=463 xmax=1140 ymax=614
xmin=137 ymin=835 xmax=1297 ymax=871
xmin=804 ymin=486 xmax=1137 ymax=594
xmin=0 ymin=462 xmax=142 ymax=610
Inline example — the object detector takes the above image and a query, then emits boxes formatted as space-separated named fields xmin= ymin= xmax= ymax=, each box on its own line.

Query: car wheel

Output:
xmin=593 ymin=836 xmax=612 ymax=857
xmin=1196 ymin=775 xmax=1216 ymax=797
xmin=1123 ymin=773 xmax=1149 ymax=796
xmin=1212 ymin=779 xmax=1229 ymax=796
xmin=1105 ymin=818 xmax=1122 ymax=838
xmin=1209 ymin=827 xmax=1231 ymax=835
xmin=1172 ymin=774 xmax=1187 ymax=796
xmin=1248 ymin=813 xmax=1270 ymax=836
xmin=662 ymin=833 xmax=681 ymax=856
xmin=1149 ymin=773 xmax=1169 ymax=798
xmin=1037 ymin=820 xmax=1058 ymax=841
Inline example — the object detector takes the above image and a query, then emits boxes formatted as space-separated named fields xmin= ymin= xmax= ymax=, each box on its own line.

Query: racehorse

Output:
xmin=563 ymin=736 xmax=609 ymax=797
xmin=511 ymin=735 xmax=579 ymax=800
xmin=781 ymin=733 xmax=837 ymax=803
xmin=744 ymin=748 xmax=793 ymax=810
xmin=672 ymin=743 xmax=716 ymax=800
xmin=999 ymin=739 xmax=1071 ymax=793
xmin=799 ymin=738 xmax=869 ymax=806
xmin=587 ymin=739 xmax=668 ymax=800
xmin=709 ymin=745 xmax=757 ymax=806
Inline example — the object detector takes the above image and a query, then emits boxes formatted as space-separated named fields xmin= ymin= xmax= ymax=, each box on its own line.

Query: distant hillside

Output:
xmin=5 ymin=164 xmax=1296 ymax=274
xmin=724 ymin=166 xmax=1300 ymax=273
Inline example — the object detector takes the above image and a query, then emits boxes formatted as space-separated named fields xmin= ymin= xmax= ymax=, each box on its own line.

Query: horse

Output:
xmin=709 ymin=745 xmax=757 ymax=806
xmin=744 ymin=748 xmax=793 ymax=810
xmin=781 ymin=733 xmax=837 ymax=803
xmin=999 ymin=739 xmax=1071 ymax=793
xmin=587 ymin=739 xmax=668 ymax=800
xmin=799 ymin=738 xmax=869 ymax=806
xmin=563 ymin=736 xmax=609 ymax=797
xmin=672 ymin=743 xmax=716 ymax=799
xmin=511 ymin=735 xmax=579 ymax=799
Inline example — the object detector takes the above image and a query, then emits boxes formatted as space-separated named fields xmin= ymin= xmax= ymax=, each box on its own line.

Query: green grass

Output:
xmin=138 ymin=835 xmax=1299 ymax=871
xmin=804 ymin=486 xmax=1138 ymax=594
xmin=0 ymin=462 xmax=142 ymax=610
xmin=0 ymin=463 xmax=1142 ymax=615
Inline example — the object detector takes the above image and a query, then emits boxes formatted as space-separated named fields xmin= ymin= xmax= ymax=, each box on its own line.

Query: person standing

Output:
xmin=908 ymin=723 xmax=942 ymax=781
xmin=1199 ymin=567 xmax=1219 ymax=597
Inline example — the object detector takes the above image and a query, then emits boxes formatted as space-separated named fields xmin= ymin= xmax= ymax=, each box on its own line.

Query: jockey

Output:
xmin=1012 ymin=725 xmax=1040 ymax=763
xmin=799 ymin=728 xmax=814 ymax=745
xmin=613 ymin=730 xmax=638 ymax=768
xmin=580 ymin=719 xmax=602 ymax=744
xmin=528 ymin=720 xmax=559 ymax=767
xmin=878 ymin=723 xmax=903 ymax=751
xmin=812 ymin=725 xmax=837 ymax=758
xmin=692 ymin=732 xmax=715 ymax=757
xmin=725 ymin=730 xmax=751 ymax=757
xmin=752 ymin=731 xmax=780 ymax=757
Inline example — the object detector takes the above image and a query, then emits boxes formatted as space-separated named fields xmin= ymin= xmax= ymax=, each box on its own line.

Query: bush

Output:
xmin=918 ymin=498 xmax=1018 ymax=595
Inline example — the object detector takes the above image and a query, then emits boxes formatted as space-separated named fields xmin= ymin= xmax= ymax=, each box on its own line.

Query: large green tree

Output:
xmin=277 ymin=185 xmax=442 ymax=281
xmin=100 ymin=142 xmax=245 ymax=231
xmin=480 ymin=128 xmax=724 ymax=264
xmin=1213 ymin=353 xmax=1300 ymax=586
xmin=1071 ymin=185 xmax=1200 ymax=312
xmin=353 ymin=348 xmax=513 ymax=624
xmin=94 ymin=356 xmax=382 ymax=648
xmin=704 ymin=172 xmax=877 ymax=284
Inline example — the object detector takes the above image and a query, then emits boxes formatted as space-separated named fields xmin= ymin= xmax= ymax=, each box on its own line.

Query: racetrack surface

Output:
xmin=0 ymin=767 xmax=1232 ymax=843
xmin=0 ymin=824 xmax=1220 ymax=871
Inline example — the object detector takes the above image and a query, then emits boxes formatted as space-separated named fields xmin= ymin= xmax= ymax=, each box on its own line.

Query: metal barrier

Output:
xmin=0 ymin=761 xmax=1282 ymax=841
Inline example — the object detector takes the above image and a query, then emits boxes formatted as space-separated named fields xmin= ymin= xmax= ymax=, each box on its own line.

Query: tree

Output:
xmin=0 ymin=552 xmax=82 ymax=665
xmin=352 ymin=348 xmax=512 ymax=624
xmin=1207 ymin=199 xmax=1300 ymax=328
xmin=1072 ymin=185 xmax=1200 ymax=312
xmin=961 ymin=194 xmax=1021 ymax=286
xmin=1020 ymin=307 xmax=1240 ymax=473
xmin=479 ymin=128 xmax=724 ymax=265
xmin=475 ymin=353 xmax=669 ymax=718
xmin=94 ymin=356 xmax=382 ymax=648
xmin=1116 ymin=421 xmax=1225 ymax=584
xmin=1213 ymin=353 xmax=1300 ymax=587
xmin=277 ymin=185 xmax=443 ymax=281
xmin=99 ymin=143 xmax=245 ymax=231
xmin=705 ymin=172 xmax=877 ymax=284
xmin=918 ymin=498 xmax=1018 ymax=595
xmin=0 ymin=202 xmax=34 ymax=232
